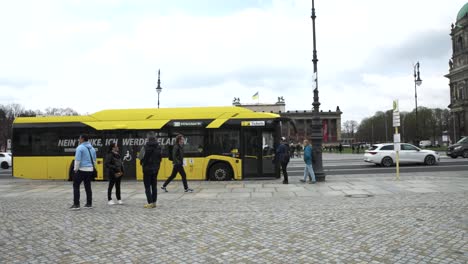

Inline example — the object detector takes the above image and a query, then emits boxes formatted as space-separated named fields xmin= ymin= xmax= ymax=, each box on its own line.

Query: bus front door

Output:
xmin=242 ymin=129 xmax=276 ymax=178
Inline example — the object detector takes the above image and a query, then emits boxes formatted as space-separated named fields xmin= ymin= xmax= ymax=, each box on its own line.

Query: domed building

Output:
xmin=446 ymin=3 xmax=468 ymax=140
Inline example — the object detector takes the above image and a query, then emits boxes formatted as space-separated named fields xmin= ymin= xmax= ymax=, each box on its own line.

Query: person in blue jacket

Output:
xmin=70 ymin=134 xmax=97 ymax=210
xmin=301 ymin=139 xmax=316 ymax=184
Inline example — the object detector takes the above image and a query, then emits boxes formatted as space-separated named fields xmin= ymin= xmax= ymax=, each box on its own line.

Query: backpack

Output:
xmin=167 ymin=144 xmax=174 ymax=161
xmin=140 ymin=144 xmax=162 ymax=167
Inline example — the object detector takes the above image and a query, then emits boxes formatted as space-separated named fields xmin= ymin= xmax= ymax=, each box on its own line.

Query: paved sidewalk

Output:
xmin=0 ymin=172 xmax=467 ymax=263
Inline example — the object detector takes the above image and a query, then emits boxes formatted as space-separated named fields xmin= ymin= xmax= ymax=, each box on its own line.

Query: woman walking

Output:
xmin=301 ymin=139 xmax=316 ymax=184
xmin=105 ymin=142 xmax=124 ymax=205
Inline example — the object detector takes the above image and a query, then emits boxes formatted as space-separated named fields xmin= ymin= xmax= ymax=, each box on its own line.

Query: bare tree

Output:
xmin=0 ymin=104 xmax=79 ymax=151
xmin=342 ymin=120 xmax=359 ymax=138
xmin=44 ymin=107 xmax=79 ymax=116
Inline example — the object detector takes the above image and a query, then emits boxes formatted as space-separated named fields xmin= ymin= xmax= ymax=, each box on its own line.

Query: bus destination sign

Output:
xmin=173 ymin=121 xmax=203 ymax=127
xmin=241 ymin=121 xmax=265 ymax=127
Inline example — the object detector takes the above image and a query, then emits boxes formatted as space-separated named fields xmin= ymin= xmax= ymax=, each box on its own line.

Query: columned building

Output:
xmin=446 ymin=3 xmax=468 ymax=140
xmin=233 ymin=97 xmax=342 ymax=145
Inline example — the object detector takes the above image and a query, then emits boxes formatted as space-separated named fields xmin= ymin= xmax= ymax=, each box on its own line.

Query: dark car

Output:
xmin=447 ymin=136 xmax=468 ymax=158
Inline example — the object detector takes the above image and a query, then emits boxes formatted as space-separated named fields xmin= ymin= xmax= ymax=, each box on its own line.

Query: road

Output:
xmin=1 ymin=154 xmax=467 ymax=179
xmin=286 ymin=153 xmax=468 ymax=177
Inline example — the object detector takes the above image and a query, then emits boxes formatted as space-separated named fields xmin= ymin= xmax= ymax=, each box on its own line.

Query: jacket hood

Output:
xmin=145 ymin=140 xmax=159 ymax=150
xmin=81 ymin=142 xmax=93 ymax=148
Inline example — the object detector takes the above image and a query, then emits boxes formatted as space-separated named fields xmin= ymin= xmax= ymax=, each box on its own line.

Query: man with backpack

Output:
xmin=139 ymin=132 xmax=162 ymax=208
xmin=161 ymin=134 xmax=194 ymax=193
xmin=276 ymin=137 xmax=290 ymax=184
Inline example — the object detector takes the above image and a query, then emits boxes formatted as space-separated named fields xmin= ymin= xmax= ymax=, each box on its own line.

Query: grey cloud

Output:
xmin=366 ymin=29 xmax=451 ymax=75
xmin=323 ymin=29 xmax=452 ymax=89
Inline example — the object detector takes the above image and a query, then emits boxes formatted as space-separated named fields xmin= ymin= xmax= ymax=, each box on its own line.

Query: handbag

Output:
xmin=114 ymin=171 xmax=123 ymax=178
xmin=86 ymin=147 xmax=98 ymax=179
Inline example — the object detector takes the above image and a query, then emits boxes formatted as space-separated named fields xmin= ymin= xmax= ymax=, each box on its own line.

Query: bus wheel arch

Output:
xmin=207 ymin=161 xmax=233 ymax=181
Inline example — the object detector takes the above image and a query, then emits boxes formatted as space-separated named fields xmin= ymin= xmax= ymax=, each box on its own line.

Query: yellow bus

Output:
xmin=12 ymin=106 xmax=284 ymax=181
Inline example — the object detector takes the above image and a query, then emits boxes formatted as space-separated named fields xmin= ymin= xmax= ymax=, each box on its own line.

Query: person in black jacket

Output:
xmin=140 ymin=133 xmax=162 ymax=208
xmin=276 ymin=137 xmax=290 ymax=184
xmin=105 ymin=142 xmax=124 ymax=205
xmin=161 ymin=134 xmax=194 ymax=193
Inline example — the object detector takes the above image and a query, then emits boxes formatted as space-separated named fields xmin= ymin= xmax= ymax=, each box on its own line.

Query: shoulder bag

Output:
xmin=86 ymin=147 xmax=98 ymax=179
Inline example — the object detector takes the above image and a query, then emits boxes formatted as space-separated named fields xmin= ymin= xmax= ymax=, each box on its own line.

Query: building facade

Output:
xmin=233 ymin=97 xmax=342 ymax=145
xmin=446 ymin=3 xmax=468 ymax=140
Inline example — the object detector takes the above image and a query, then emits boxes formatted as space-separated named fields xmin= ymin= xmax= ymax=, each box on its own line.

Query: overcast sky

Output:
xmin=0 ymin=0 xmax=465 ymax=122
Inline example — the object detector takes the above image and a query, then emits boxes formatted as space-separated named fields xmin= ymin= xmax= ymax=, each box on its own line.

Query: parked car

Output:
xmin=0 ymin=152 xmax=12 ymax=169
xmin=446 ymin=136 xmax=468 ymax=158
xmin=419 ymin=140 xmax=432 ymax=148
xmin=364 ymin=143 xmax=440 ymax=167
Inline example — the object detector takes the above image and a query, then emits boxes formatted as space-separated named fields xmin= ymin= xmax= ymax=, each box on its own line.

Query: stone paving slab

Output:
xmin=294 ymin=191 xmax=321 ymax=197
xmin=407 ymin=188 xmax=440 ymax=193
xmin=319 ymin=190 xmax=345 ymax=196
xmin=364 ymin=189 xmax=394 ymax=195
xmin=251 ymin=192 xmax=273 ymax=198
xmin=217 ymin=192 xmax=251 ymax=199
xmin=255 ymin=187 xmax=276 ymax=192
xmin=342 ymin=189 xmax=371 ymax=196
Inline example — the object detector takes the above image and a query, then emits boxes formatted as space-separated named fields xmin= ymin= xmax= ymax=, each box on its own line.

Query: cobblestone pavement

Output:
xmin=0 ymin=173 xmax=467 ymax=263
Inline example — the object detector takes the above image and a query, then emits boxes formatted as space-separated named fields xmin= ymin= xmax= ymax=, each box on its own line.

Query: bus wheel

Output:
xmin=1 ymin=162 xmax=9 ymax=169
xmin=209 ymin=163 xmax=232 ymax=181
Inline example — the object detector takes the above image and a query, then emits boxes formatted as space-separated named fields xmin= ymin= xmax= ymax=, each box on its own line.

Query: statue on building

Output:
xmin=276 ymin=96 xmax=285 ymax=104
xmin=449 ymin=59 xmax=454 ymax=70
xmin=232 ymin=97 xmax=240 ymax=105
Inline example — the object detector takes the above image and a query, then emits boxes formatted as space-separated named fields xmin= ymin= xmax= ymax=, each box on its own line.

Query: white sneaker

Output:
xmin=108 ymin=200 xmax=115 ymax=205
xmin=118 ymin=200 xmax=123 ymax=205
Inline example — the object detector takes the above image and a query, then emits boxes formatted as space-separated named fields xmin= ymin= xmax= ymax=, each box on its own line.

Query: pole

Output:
xmin=413 ymin=62 xmax=421 ymax=146
xmin=384 ymin=112 xmax=388 ymax=142
xmin=414 ymin=80 xmax=418 ymax=144
xmin=395 ymin=126 xmax=400 ymax=181
xmin=453 ymin=113 xmax=456 ymax=142
xmin=156 ymin=69 xmax=162 ymax=109
xmin=310 ymin=0 xmax=325 ymax=180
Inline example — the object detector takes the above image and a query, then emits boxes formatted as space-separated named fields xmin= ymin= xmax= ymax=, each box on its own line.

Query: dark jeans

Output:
xmin=281 ymin=162 xmax=288 ymax=183
xmin=73 ymin=170 xmax=93 ymax=206
xmin=163 ymin=164 xmax=188 ymax=190
xmin=108 ymin=175 xmax=122 ymax=200
xmin=143 ymin=168 xmax=159 ymax=204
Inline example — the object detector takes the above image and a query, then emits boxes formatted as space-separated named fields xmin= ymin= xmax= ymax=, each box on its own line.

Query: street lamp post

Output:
xmin=310 ymin=0 xmax=325 ymax=181
xmin=383 ymin=111 xmax=388 ymax=142
xmin=156 ymin=69 xmax=162 ymax=108
xmin=413 ymin=62 xmax=422 ymax=145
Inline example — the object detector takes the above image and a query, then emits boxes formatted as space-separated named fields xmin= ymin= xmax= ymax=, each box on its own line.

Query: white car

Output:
xmin=364 ymin=143 xmax=440 ymax=167
xmin=0 ymin=152 xmax=12 ymax=169
xmin=419 ymin=140 xmax=432 ymax=148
